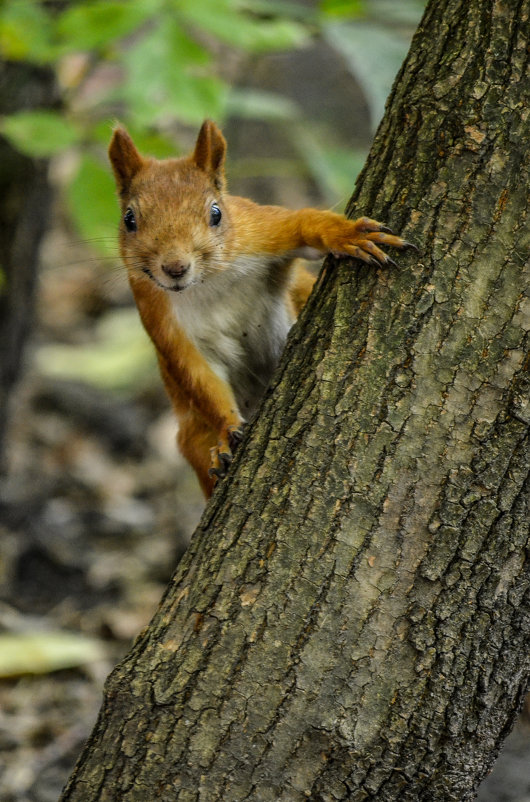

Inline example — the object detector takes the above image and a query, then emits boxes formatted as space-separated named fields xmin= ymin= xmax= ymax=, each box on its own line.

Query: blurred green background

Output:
xmin=0 ymin=0 xmax=425 ymax=394
xmin=1 ymin=0 xmax=424 ymax=241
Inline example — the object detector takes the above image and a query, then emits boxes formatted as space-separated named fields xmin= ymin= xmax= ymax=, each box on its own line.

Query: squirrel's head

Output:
xmin=108 ymin=120 xmax=230 ymax=293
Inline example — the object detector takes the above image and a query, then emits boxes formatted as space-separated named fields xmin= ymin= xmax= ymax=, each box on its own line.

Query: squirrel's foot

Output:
xmin=208 ymin=424 xmax=246 ymax=483
xmin=327 ymin=216 xmax=418 ymax=267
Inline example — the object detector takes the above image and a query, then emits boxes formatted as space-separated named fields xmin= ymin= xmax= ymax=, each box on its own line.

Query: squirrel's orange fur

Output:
xmin=109 ymin=120 xmax=411 ymax=497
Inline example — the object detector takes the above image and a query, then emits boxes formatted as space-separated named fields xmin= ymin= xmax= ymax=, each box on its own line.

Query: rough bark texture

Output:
xmin=61 ymin=0 xmax=529 ymax=800
xmin=0 ymin=61 xmax=56 ymax=468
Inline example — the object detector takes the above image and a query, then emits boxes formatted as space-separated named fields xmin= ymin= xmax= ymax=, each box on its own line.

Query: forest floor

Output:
xmin=0 ymin=221 xmax=204 ymax=800
xmin=0 ymin=218 xmax=528 ymax=802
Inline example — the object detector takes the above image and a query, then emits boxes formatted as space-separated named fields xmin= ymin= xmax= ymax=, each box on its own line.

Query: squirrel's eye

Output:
xmin=124 ymin=208 xmax=137 ymax=232
xmin=209 ymin=203 xmax=222 ymax=227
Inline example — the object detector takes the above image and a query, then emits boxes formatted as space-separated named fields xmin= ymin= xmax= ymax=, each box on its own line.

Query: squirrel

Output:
xmin=108 ymin=119 xmax=412 ymax=497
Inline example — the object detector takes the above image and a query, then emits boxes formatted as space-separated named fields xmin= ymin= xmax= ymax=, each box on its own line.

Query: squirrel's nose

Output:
xmin=162 ymin=261 xmax=189 ymax=279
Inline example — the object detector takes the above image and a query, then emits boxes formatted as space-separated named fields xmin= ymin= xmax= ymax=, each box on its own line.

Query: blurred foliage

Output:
xmin=0 ymin=108 xmax=81 ymax=156
xmin=35 ymin=308 xmax=157 ymax=392
xmin=67 ymin=154 xmax=119 ymax=254
xmin=0 ymin=0 xmax=424 ymax=391
xmin=0 ymin=0 xmax=310 ymax=137
xmin=0 ymin=0 xmax=425 ymax=212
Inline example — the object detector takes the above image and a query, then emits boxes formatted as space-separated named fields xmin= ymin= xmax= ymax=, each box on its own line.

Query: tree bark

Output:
xmin=60 ymin=1 xmax=529 ymax=800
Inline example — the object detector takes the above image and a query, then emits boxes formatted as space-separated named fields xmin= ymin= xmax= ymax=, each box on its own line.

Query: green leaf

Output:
xmin=0 ymin=632 xmax=105 ymax=677
xmin=164 ymin=21 xmax=212 ymax=66
xmin=55 ymin=0 xmax=153 ymax=53
xmin=125 ymin=129 xmax=180 ymax=159
xmin=121 ymin=19 xmax=227 ymax=126
xmin=178 ymin=0 xmax=308 ymax=52
xmin=0 ymin=0 xmax=56 ymax=62
xmin=92 ymin=120 xmax=178 ymax=159
xmin=320 ymin=0 xmax=365 ymax=18
xmin=324 ymin=21 xmax=410 ymax=130
xmin=68 ymin=154 xmax=121 ymax=255
xmin=0 ymin=110 xmax=81 ymax=157
xmin=171 ymin=75 xmax=227 ymax=123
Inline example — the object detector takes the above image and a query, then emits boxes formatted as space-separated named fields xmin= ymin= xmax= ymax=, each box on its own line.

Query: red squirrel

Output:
xmin=109 ymin=120 xmax=411 ymax=497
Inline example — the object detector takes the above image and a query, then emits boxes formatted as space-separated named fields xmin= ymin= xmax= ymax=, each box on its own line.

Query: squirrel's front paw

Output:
xmin=208 ymin=424 xmax=245 ymax=483
xmin=326 ymin=216 xmax=417 ymax=267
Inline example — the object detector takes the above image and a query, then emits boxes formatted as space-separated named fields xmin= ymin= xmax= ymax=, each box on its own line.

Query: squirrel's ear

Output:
xmin=108 ymin=126 xmax=144 ymax=193
xmin=192 ymin=120 xmax=226 ymax=191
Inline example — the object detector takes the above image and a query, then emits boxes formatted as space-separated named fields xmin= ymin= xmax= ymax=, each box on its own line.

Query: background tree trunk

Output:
xmin=60 ymin=1 xmax=529 ymax=800
xmin=0 ymin=61 xmax=56 ymax=469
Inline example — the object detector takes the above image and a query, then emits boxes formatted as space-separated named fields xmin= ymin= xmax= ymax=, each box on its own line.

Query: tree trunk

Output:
xmin=0 ymin=61 xmax=56 ymax=469
xmin=60 ymin=1 xmax=529 ymax=800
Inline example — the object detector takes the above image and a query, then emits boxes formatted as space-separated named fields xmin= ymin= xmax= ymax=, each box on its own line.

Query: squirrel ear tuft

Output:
xmin=108 ymin=126 xmax=144 ymax=193
xmin=192 ymin=120 xmax=227 ymax=191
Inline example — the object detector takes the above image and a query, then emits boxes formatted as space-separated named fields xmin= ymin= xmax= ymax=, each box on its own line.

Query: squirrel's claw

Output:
xmin=209 ymin=449 xmax=231 ymax=480
xmin=208 ymin=447 xmax=231 ymax=481
xmin=328 ymin=216 xmax=418 ymax=266
xmin=208 ymin=424 xmax=246 ymax=484
xmin=228 ymin=424 xmax=245 ymax=451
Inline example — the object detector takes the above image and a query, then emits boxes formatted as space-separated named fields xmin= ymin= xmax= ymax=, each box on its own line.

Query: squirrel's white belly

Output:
xmin=170 ymin=271 xmax=294 ymax=419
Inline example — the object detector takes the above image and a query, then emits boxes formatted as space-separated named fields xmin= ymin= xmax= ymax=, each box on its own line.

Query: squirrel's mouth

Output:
xmin=141 ymin=266 xmax=192 ymax=293
xmin=166 ymin=275 xmax=197 ymax=292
